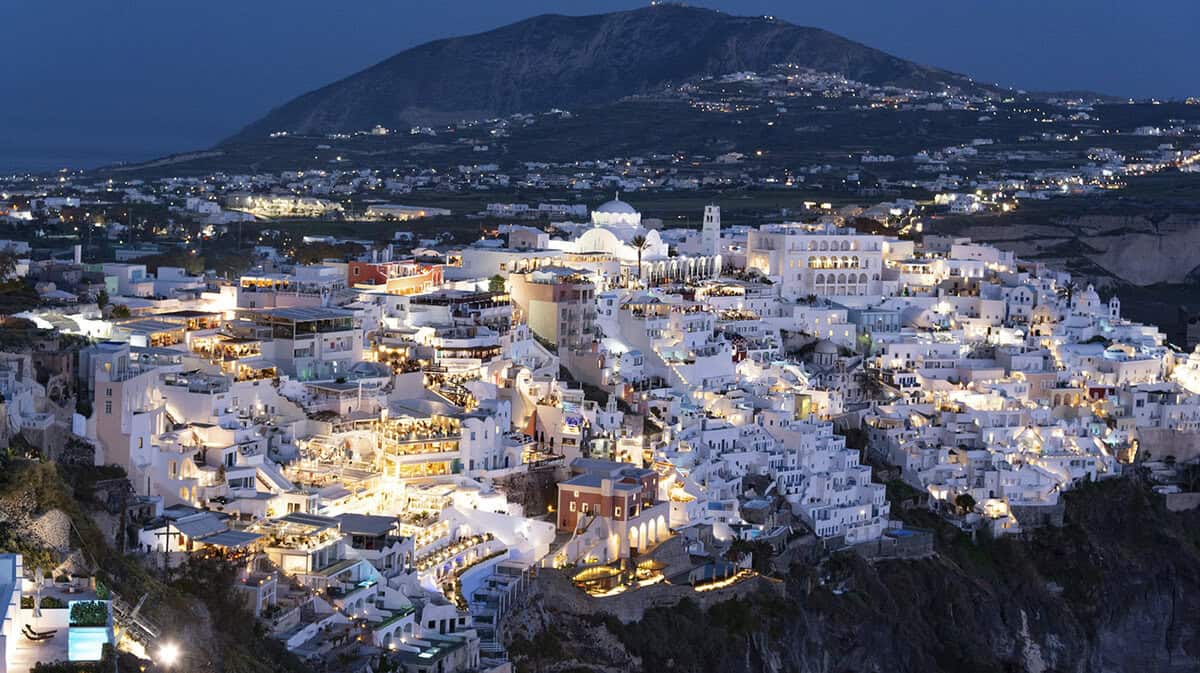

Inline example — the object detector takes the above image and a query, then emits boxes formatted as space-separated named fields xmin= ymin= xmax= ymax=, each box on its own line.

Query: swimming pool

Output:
xmin=68 ymin=626 xmax=110 ymax=661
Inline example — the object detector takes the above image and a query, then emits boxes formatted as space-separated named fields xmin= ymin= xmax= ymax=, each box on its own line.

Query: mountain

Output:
xmin=226 ymin=5 xmax=994 ymax=143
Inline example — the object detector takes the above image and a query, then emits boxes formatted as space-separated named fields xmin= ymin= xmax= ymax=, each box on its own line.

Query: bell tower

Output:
xmin=701 ymin=204 xmax=720 ymax=257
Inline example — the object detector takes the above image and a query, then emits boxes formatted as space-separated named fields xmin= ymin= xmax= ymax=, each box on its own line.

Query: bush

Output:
xmin=69 ymin=600 xmax=109 ymax=627
xmin=40 ymin=596 xmax=67 ymax=609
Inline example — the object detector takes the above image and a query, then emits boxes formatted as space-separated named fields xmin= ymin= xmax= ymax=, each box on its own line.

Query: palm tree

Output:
xmin=1057 ymin=281 xmax=1079 ymax=308
xmin=630 ymin=235 xmax=647 ymax=286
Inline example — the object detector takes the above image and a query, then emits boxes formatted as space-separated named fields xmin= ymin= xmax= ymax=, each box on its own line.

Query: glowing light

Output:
xmin=157 ymin=642 xmax=181 ymax=667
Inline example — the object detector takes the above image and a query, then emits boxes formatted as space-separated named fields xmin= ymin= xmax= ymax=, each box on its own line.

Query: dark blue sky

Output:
xmin=3 ymin=0 xmax=1196 ymax=172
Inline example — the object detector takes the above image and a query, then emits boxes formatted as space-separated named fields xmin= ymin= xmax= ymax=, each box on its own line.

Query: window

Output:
xmin=614 ymin=506 xmax=622 ymax=518
xmin=569 ymin=501 xmax=576 ymax=513
xmin=104 ymin=400 xmax=112 ymax=415
xmin=105 ymin=387 xmax=112 ymax=397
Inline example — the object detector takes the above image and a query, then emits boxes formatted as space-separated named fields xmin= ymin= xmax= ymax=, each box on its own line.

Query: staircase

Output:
xmin=111 ymin=592 xmax=160 ymax=647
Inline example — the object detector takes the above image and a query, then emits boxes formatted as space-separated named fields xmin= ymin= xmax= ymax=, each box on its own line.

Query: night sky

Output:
xmin=3 ymin=0 xmax=1195 ymax=172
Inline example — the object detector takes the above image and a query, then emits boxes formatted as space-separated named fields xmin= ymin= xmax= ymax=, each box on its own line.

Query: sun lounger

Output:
xmin=22 ymin=624 xmax=58 ymax=641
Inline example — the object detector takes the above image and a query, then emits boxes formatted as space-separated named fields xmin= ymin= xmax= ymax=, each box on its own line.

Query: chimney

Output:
xmin=73 ymin=244 xmax=82 ymax=265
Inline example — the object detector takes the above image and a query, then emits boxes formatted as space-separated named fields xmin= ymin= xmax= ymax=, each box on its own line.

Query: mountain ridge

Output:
xmin=225 ymin=4 xmax=998 ymax=144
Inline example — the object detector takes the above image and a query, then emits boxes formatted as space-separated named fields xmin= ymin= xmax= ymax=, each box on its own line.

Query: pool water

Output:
xmin=69 ymin=626 xmax=110 ymax=661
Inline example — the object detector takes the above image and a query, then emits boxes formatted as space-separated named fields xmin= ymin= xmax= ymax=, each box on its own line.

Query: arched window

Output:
xmin=816 ymin=273 xmax=825 ymax=284
xmin=859 ymin=273 xmax=868 ymax=284
xmin=837 ymin=273 xmax=846 ymax=284
xmin=819 ymin=240 xmax=829 ymax=251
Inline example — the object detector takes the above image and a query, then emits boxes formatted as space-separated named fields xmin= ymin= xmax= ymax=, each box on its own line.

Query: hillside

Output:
xmin=226 ymin=5 xmax=992 ymax=142
xmin=504 ymin=476 xmax=1200 ymax=673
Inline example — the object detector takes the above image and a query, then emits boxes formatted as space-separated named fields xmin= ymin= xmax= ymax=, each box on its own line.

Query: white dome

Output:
xmin=595 ymin=198 xmax=638 ymax=215
xmin=591 ymin=195 xmax=642 ymax=228
xmin=813 ymin=339 xmax=839 ymax=355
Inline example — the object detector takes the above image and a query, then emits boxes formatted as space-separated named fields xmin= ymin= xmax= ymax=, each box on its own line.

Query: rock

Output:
xmin=28 ymin=508 xmax=72 ymax=552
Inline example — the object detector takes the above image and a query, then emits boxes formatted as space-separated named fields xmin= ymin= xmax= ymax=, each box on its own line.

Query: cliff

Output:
xmin=503 ymin=477 xmax=1200 ymax=673
xmin=951 ymin=212 xmax=1200 ymax=287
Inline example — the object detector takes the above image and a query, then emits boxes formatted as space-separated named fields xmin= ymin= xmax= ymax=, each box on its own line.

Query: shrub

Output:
xmin=69 ymin=600 xmax=109 ymax=627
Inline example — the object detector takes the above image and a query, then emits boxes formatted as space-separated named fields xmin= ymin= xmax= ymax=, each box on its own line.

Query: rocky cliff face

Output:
xmin=953 ymin=213 xmax=1200 ymax=287
xmin=504 ymin=478 xmax=1200 ymax=673
xmin=227 ymin=5 xmax=989 ymax=142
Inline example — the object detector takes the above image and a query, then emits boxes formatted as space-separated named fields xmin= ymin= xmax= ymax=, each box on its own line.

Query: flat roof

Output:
xmin=561 ymin=473 xmax=640 ymax=491
xmin=336 ymin=513 xmax=397 ymax=537
xmin=203 ymin=530 xmax=261 ymax=548
xmin=253 ymin=306 xmax=354 ymax=322
xmin=117 ymin=319 xmax=185 ymax=334
xmin=278 ymin=511 xmax=339 ymax=528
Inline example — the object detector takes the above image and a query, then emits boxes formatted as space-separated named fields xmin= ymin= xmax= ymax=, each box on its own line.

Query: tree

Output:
xmin=96 ymin=288 xmax=109 ymax=308
xmin=110 ymin=304 xmax=131 ymax=319
xmin=488 ymin=274 xmax=506 ymax=294
xmin=630 ymin=234 xmax=647 ymax=285
xmin=1057 ymin=281 xmax=1080 ymax=308
xmin=954 ymin=493 xmax=976 ymax=514
xmin=0 ymin=251 xmax=16 ymax=280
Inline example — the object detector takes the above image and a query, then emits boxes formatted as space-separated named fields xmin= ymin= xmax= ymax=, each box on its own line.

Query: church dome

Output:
xmin=591 ymin=194 xmax=642 ymax=228
xmin=595 ymin=198 xmax=638 ymax=215
xmin=813 ymin=339 xmax=839 ymax=356
xmin=811 ymin=338 xmax=840 ymax=368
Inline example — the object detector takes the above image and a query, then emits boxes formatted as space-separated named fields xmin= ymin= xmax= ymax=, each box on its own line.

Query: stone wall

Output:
xmin=1012 ymin=501 xmax=1066 ymax=529
xmin=849 ymin=529 xmax=935 ymax=560
xmin=1164 ymin=492 xmax=1200 ymax=512
xmin=529 ymin=566 xmax=784 ymax=624
xmin=1138 ymin=428 xmax=1200 ymax=463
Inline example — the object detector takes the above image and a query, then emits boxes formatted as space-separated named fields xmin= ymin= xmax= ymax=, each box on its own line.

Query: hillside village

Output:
xmin=0 ymin=185 xmax=1198 ymax=672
